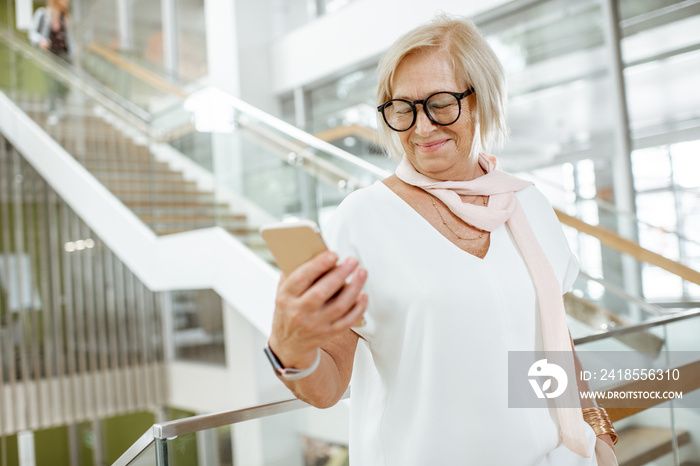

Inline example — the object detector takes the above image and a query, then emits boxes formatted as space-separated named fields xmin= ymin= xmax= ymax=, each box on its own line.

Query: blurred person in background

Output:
xmin=29 ymin=0 xmax=74 ymax=125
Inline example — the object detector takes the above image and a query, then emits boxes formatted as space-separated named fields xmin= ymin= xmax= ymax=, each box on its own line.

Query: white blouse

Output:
xmin=324 ymin=181 xmax=599 ymax=465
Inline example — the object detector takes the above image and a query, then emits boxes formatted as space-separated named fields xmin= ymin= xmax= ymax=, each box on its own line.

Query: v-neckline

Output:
xmin=376 ymin=180 xmax=497 ymax=261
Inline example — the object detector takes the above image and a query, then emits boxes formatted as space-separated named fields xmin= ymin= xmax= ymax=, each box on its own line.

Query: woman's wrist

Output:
xmin=582 ymin=407 xmax=618 ymax=445
xmin=264 ymin=343 xmax=321 ymax=381
xmin=267 ymin=339 xmax=319 ymax=370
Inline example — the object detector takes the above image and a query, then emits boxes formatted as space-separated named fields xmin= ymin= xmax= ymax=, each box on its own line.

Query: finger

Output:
xmin=331 ymin=293 xmax=368 ymax=332
xmin=282 ymin=251 xmax=338 ymax=296
xmin=321 ymin=267 xmax=367 ymax=322
xmin=299 ymin=257 xmax=359 ymax=308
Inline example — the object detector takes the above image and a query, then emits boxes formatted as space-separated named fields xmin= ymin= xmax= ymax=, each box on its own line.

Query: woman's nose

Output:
xmin=414 ymin=105 xmax=436 ymax=135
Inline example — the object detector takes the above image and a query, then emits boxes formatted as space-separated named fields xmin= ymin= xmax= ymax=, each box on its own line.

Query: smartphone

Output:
xmin=261 ymin=220 xmax=366 ymax=328
xmin=260 ymin=220 xmax=329 ymax=276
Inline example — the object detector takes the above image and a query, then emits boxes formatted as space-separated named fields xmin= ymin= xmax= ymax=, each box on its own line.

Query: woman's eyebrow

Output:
xmin=391 ymin=89 xmax=457 ymax=101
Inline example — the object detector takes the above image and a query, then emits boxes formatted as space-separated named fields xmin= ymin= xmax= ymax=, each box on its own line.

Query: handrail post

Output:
xmin=155 ymin=438 xmax=169 ymax=466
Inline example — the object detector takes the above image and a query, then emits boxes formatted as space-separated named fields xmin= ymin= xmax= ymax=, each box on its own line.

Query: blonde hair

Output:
xmin=47 ymin=0 xmax=70 ymax=17
xmin=376 ymin=13 xmax=507 ymax=159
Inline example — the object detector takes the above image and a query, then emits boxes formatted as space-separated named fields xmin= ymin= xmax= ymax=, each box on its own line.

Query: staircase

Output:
xmin=22 ymin=101 xmax=252 ymax=238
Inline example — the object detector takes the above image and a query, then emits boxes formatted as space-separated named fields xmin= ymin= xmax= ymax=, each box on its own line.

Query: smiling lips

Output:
xmin=415 ymin=139 xmax=449 ymax=152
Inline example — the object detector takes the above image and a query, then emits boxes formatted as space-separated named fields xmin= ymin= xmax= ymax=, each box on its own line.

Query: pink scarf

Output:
xmin=395 ymin=153 xmax=590 ymax=458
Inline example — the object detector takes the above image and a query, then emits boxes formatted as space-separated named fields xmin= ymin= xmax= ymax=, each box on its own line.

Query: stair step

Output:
xmin=616 ymin=427 xmax=690 ymax=466
xmin=82 ymin=163 xmax=174 ymax=173
xmin=152 ymin=225 xmax=254 ymax=235
xmin=109 ymin=187 xmax=211 ymax=195
xmin=91 ymin=172 xmax=187 ymax=181
xmin=154 ymin=227 xmax=251 ymax=236
xmin=125 ymin=200 xmax=230 ymax=208
xmin=140 ymin=214 xmax=245 ymax=223
xmin=101 ymin=179 xmax=196 ymax=188
xmin=111 ymin=194 xmax=216 ymax=203
xmin=135 ymin=211 xmax=243 ymax=220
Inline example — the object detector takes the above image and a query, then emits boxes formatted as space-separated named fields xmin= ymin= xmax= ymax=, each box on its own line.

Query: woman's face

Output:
xmin=390 ymin=50 xmax=477 ymax=181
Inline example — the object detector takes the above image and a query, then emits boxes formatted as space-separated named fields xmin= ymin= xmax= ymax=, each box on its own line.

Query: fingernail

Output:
xmin=326 ymin=252 xmax=338 ymax=264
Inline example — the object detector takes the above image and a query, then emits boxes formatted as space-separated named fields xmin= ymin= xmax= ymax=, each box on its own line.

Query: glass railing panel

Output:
xmin=158 ymin=400 xmax=349 ymax=466
xmin=160 ymin=87 xmax=391 ymax=260
xmin=0 ymin=30 xmax=225 ymax=238
xmin=573 ymin=310 xmax=700 ymax=465
xmin=558 ymin=214 xmax=700 ymax=311
xmin=80 ymin=45 xmax=179 ymax=115
xmin=120 ymin=442 xmax=157 ymax=466
xmin=2 ymin=26 xmax=388 ymax=251
xmin=601 ymin=397 xmax=689 ymax=465
xmin=566 ymin=273 xmax=662 ymax=343
xmin=519 ymin=165 xmax=700 ymax=272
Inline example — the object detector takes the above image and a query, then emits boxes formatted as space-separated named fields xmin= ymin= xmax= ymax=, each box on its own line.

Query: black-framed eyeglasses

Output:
xmin=377 ymin=89 xmax=475 ymax=132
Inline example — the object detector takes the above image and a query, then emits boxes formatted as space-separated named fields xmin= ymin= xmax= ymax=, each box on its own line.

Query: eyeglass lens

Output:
xmin=383 ymin=92 xmax=461 ymax=131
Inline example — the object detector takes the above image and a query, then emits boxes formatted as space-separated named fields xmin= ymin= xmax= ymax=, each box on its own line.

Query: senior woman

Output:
xmin=267 ymin=14 xmax=617 ymax=465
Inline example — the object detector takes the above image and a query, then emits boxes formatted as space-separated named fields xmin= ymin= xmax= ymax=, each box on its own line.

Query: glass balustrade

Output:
xmin=79 ymin=44 xmax=183 ymax=115
xmin=123 ymin=443 xmax=157 ymax=466
xmin=0 ymin=29 xmax=387 ymax=265
xmin=113 ymin=395 xmax=350 ymax=466
xmin=110 ymin=304 xmax=700 ymax=466
xmin=522 ymin=167 xmax=700 ymax=266
xmin=573 ymin=308 xmax=700 ymax=466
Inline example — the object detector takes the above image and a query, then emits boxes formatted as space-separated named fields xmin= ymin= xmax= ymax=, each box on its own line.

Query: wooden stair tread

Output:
xmin=124 ymin=201 xmax=229 ymax=207
xmin=109 ymin=188 xmax=210 ymax=195
xmin=616 ymin=426 xmax=690 ymax=466
xmin=140 ymin=214 xmax=246 ymax=221
xmin=101 ymin=179 xmax=195 ymax=186
xmin=155 ymin=227 xmax=253 ymax=236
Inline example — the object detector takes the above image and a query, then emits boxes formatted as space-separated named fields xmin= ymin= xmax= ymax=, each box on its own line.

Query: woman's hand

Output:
xmin=39 ymin=38 xmax=50 ymax=50
xmin=269 ymin=251 xmax=368 ymax=370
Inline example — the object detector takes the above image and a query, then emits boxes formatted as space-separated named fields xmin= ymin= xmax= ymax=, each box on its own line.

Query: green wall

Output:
xmin=103 ymin=411 xmax=156 ymax=465
xmin=35 ymin=427 xmax=70 ymax=466
xmin=0 ymin=435 xmax=19 ymax=466
xmin=0 ymin=411 xmax=158 ymax=466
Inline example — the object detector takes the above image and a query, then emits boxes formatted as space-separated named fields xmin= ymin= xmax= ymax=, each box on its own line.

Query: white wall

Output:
xmin=269 ymin=0 xmax=513 ymax=95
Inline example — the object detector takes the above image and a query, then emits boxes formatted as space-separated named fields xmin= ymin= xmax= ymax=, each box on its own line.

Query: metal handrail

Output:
xmin=211 ymin=91 xmax=390 ymax=180
xmin=154 ymin=395 xmax=317 ymax=439
xmin=112 ymin=389 xmax=350 ymax=466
